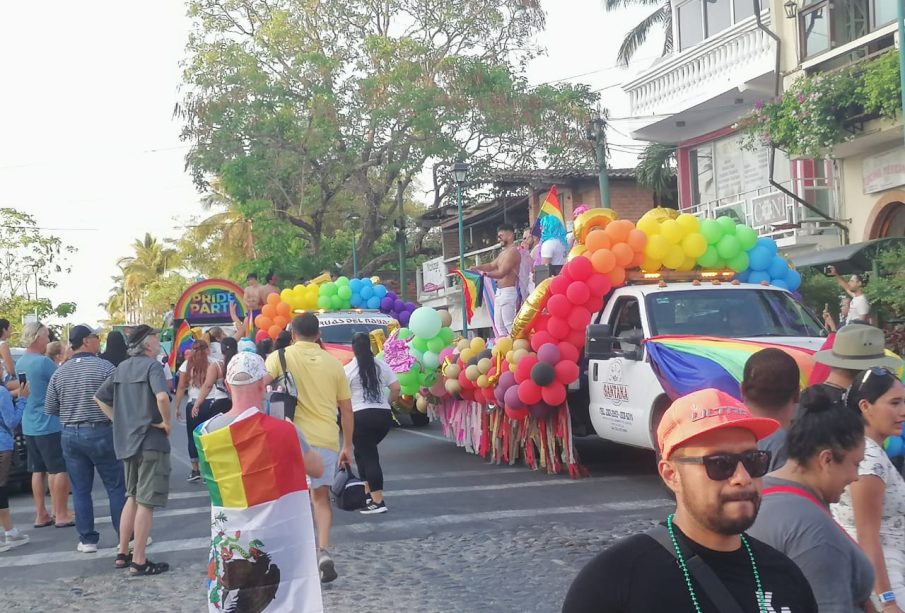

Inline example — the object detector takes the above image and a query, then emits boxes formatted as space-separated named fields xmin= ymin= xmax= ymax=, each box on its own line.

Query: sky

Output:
xmin=0 ymin=0 xmax=664 ymax=326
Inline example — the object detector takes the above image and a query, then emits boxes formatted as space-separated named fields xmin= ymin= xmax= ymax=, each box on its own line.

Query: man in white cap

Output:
xmin=563 ymin=388 xmax=817 ymax=612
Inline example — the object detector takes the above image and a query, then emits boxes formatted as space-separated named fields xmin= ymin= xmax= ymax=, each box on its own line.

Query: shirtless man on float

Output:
xmin=474 ymin=223 xmax=521 ymax=336
xmin=244 ymin=273 xmax=264 ymax=317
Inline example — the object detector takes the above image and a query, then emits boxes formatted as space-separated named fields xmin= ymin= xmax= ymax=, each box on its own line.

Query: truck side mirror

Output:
xmin=586 ymin=324 xmax=615 ymax=360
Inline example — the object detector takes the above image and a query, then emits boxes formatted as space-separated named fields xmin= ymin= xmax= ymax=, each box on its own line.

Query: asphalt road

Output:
xmin=3 ymin=420 xmax=672 ymax=611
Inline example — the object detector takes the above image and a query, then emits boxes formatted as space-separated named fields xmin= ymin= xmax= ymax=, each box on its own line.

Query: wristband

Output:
xmin=879 ymin=591 xmax=896 ymax=604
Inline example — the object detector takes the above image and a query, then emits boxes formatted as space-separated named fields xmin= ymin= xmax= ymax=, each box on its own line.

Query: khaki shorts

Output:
xmin=124 ymin=450 xmax=171 ymax=508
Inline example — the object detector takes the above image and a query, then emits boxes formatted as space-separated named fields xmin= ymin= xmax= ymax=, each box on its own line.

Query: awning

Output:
xmin=792 ymin=237 xmax=905 ymax=273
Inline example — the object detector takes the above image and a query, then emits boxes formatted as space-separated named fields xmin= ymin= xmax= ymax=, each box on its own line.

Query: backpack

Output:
xmin=331 ymin=464 xmax=368 ymax=511
xmin=266 ymin=348 xmax=298 ymax=422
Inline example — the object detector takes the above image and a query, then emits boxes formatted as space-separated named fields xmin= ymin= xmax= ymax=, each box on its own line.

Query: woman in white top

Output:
xmin=828 ymin=266 xmax=871 ymax=325
xmin=833 ymin=367 xmax=905 ymax=612
xmin=344 ymin=333 xmax=400 ymax=514
xmin=174 ymin=340 xmax=232 ymax=482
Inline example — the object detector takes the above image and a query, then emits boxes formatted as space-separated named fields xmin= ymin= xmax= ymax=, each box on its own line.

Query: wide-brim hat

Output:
xmin=813 ymin=324 xmax=902 ymax=371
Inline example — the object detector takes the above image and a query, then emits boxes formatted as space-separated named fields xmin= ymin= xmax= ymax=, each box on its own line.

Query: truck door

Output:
xmin=588 ymin=296 xmax=661 ymax=449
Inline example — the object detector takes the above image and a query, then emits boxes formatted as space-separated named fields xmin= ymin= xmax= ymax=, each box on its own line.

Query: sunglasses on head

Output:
xmin=673 ymin=449 xmax=771 ymax=481
xmin=844 ymin=366 xmax=895 ymax=402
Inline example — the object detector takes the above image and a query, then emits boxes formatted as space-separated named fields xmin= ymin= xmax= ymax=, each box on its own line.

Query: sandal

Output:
xmin=115 ymin=553 xmax=132 ymax=569
xmin=129 ymin=559 xmax=169 ymax=576
xmin=33 ymin=519 xmax=54 ymax=528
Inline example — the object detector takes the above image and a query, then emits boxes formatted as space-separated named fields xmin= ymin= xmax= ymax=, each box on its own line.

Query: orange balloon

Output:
xmin=608 ymin=266 xmax=627 ymax=287
xmin=591 ymin=248 xmax=616 ymax=274
xmin=272 ymin=315 xmax=289 ymax=329
xmin=276 ymin=302 xmax=291 ymax=317
xmin=585 ymin=229 xmax=611 ymax=253
xmin=605 ymin=219 xmax=633 ymax=245
xmin=626 ymin=229 xmax=648 ymax=253
xmin=611 ymin=242 xmax=634 ymax=268
xmin=268 ymin=324 xmax=282 ymax=339
xmin=261 ymin=304 xmax=276 ymax=318
xmin=266 ymin=292 xmax=281 ymax=306
xmin=630 ymin=251 xmax=647 ymax=268
xmin=256 ymin=315 xmax=272 ymax=330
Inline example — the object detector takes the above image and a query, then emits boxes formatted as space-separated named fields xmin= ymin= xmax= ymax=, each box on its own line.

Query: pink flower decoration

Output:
xmin=383 ymin=338 xmax=416 ymax=373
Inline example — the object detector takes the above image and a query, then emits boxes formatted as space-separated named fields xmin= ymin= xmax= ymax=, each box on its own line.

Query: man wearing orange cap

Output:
xmin=563 ymin=388 xmax=818 ymax=613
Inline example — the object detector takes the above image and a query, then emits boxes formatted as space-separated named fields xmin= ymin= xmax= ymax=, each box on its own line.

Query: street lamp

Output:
xmin=783 ymin=0 xmax=798 ymax=18
xmin=452 ymin=162 xmax=470 ymax=335
xmin=350 ymin=214 xmax=361 ymax=278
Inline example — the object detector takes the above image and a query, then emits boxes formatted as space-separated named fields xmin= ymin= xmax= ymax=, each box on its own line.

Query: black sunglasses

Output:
xmin=673 ymin=449 xmax=772 ymax=481
xmin=844 ymin=367 xmax=896 ymax=402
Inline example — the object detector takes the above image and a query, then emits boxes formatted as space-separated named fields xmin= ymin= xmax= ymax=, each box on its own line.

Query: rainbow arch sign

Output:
xmin=174 ymin=279 xmax=247 ymax=326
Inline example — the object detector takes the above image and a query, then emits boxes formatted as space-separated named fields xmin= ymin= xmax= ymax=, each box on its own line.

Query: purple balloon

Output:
xmin=536 ymin=343 xmax=561 ymax=365
xmin=504 ymin=385 xmax=525 ymax=409
xmin=393 ymin=299 xmax=405 ymax=311
xmin=494 ymin=385 xmax=507 ymax=406
xmin=398 ymin=310 xmax=411 ymax=325
xmin=386 ymin=291 xmax=398 ymax=301
xmin=380 ymin=297 xmax=394 ymax=311
xmin=528 ymin=402 xmax=553 ymax=420
xmin=498 ymin=371 xmax=516 ymax=392
xmin=405 ymin=302 xmax=417 ymax=313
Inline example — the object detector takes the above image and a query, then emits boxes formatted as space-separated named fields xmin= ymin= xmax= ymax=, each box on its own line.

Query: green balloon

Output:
xmin=697 ymin=245 xmax=720 ymax=268
xmin=427 ymin=336 xmax=446 ymax=353
xmin=397 ymin=327 xmax=413 ymax=340
xmin=735 ymin=225 xmax=757 ymax=251
xmin=337 ymin=286 xmax=352 ymax=300
xmin=330 ymin=294 xmax=343 ymax=310
xmin=397 ymin=371 xmax=416 ymax=386
xmin=320 ymin=282 xmax=337 ymax=296
xmin=438 ymin=327 xmax=454 ymax=344
xmin=716 ymin=216 xmax=737 ymax=236
xmin=402 ymin=385 xmax=419 ymax=396
xmin=700 ymin=219 xmax=723 ymax=245
xmin=727 ymin=252 xmax=750 ymax=273
xmin=412 ymin=337 xmax=428 ymax=352
xmin=317 ymin=295 xmax=332 ymax=309
xmin=717 ymin=235 xmax=741 ymax=260
xmin=335 ymin=276 xmax=350 ymax=286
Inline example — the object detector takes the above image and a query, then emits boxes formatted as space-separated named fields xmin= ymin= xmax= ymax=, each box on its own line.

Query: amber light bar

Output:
xmin=626 ymin=269 xmax=736 ymax=284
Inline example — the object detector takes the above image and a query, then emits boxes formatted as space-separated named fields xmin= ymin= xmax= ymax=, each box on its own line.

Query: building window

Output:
xmin=690 ymin=144 xmax=716 ymax=206
xmin=706 ymin=0 xmax=732 ymax=37
xmin=676 ymin=0 xmax=760 ymax=51
xmin=733 ymin=0 xmax=755 ymax=21
xmin=799 ymin=0 xmax=894 ymax=59
xmin=679 ymin=0 xmax=705 ymax=49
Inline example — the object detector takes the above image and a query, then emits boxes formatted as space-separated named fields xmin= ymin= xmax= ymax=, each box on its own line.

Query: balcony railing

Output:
xmin=416 ymin=244 xmax=502 ymax=302
xmin=624 ymin=14 xmax=775 ymax=119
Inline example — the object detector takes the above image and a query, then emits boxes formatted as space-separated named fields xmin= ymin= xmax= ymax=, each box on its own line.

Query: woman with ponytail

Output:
xmin=344 ymin=332 xmax=400 ymax=514
xmin=749 ymin=388 xmax=873 ymax=612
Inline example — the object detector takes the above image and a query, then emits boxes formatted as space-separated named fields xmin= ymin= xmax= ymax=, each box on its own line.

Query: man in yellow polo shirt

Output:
xmin=264 ymin=312 xmax=353 ymax=584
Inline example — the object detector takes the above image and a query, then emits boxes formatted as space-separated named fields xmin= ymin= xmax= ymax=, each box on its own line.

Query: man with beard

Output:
xmin=563 ymin=388 xmax=818 ymax=613
xmin=474 ymin=223 xmax=520 ymax=336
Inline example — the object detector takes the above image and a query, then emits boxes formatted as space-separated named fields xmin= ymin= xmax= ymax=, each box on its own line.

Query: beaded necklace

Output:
xmin=666 ymin=514 xmax=767 ymax=613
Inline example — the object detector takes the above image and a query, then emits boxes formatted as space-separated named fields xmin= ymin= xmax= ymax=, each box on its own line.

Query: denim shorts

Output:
xmin=25 ymin=432 xmax=67 ymax=474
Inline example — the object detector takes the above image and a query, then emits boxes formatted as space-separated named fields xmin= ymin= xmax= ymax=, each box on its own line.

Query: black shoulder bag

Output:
xmin=647 ymin=525 xmax=746 ymax=613
xmin=267 ymin=348 xmax=299 ymax=422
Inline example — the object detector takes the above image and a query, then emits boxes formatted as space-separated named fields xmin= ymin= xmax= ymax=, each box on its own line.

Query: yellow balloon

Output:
xmin=681 ymin=233 xmax=708 ymax=259
xmin=444 ymin=363 xmax=461 ymax=379
xmin=676 ymin=213 xmax=701 ymax=235
xmin=459 ymin=348 xmax=474 ymax=364
xmin=477 ymin=357 xmax=492 ymax=374
xmin=476 ymin=374 xmax=490 ymax=388
xmin=573 ymin=209 xmax=619 ymax=245
xmin=663 ymin=245 xmax=685 ymax=269
xmin=645 ymin=234 xmax=669 ymax=260
xmin=512 ymin=348 xmax=529 ymax=363
xmin=677 ymin=256 xmax=698 ymax=272
xmin=465 ymin=364 xmax=481 ymax=381
xmin=567 ymin=244 xmax=588 ymax=261
xmin=641 ymin=206 xmax=679 ymax=224
xmin=494 ymin=337 xmax=513 ymax=356
xmin=641 ymin=257 xmax=663 ymax=272
xmin=660 ymin=220 xmax=684 ymax=245
xmin=469 ymin=336 xmax=486 ymax=352
xmin=513 ymin=339 xmax=531 ymax=352
xmin=636 ymin=216 xmax=661 ymax=237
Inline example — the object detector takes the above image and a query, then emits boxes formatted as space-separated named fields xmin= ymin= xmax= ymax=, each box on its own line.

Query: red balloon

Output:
xmin=254 ymin=329 xmax=269 ymax=343
xmin=567 ymin=306 xmax=592 ymax=330
xmin=584 ymin=295 xmax=605 ymax=314
xmin=504 ymin=405 xmax=530 ymax=421
xmin=547 ymin=316 xmax=570 ymax=340
xmin=530 ymin=331 xmax=557 ymax=352
xmin=458 ymin=371 xmax=475 ymax=390
xmin=566 ymin=281 xmax=590 ymax=305
xmin=460 ymin=387 xmax=475 ymax=401
xmin=558 ymin=342 xmax=580 ymax=364
xmin=532 ymin=313 xmax=550 ymax=334
xmin=481 ymin=386 xmax=496 ymax=405
xmin=565 ymin=328 xmax=586 ymax=349
xmin=547 ymin=294 xmax=571 ymax=319
xmin=515 ymin=354 xmax=539 ymax=384
xmin=555 ymin=360 xmax=580 ymax=385
xmin=587 ymin=273 xmax=613 ymax=298
xmin=542 ymin=383 xmax=567 ymax=407
xmin=517 ymin=380 xmax=543 ymax=405
xmin=549 ymin=275 xmax=571 ymax=296
xmin=566 ymin=255 xmax=593 ymax=281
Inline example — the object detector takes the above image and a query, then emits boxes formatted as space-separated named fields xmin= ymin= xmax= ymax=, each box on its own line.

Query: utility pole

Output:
xmin=588 ymin=115 xmax=611 ymax=208
xmin=898 ymin=0 xmax=905 ymax=147
xmin=396 ymin=214 xmax=406 ymax=302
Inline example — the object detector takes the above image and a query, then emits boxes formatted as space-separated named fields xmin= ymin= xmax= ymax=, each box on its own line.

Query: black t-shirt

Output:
xmin=799 ymin=383 xmax=846 ymax=409
xmin=562 ymin=524 xmax=818 ymax=613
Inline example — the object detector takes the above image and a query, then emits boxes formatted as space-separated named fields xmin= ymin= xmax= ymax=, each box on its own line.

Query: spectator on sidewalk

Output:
xmin=99 ymin=331 xmax=128 ymax=367
xmin=94 ymin=325 xmax=172 ymax=576
xmin=45 ymin=341 xmax=66 ymax=365
xmin=0 ymin=382 xmax=30 ymax=552
xmin=741 ymin=348 xmax=801 ymax=472
xmin=18 ymin=322 xmax=74 ymax=529
xmin=264 ymin=313 xmax=353 ymax=584
xmin=45 ymin=324 xmax=124 ymax=555
xmin=828 ymin=266 xmax=871 ymax=325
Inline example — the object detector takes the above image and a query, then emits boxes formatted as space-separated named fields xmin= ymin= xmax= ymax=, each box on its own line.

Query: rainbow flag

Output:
xmin=531 ymin=185 xmax=564 ymax=238
xmin=452 ymin=269 xmax=484 ymax=323
xmin=195 ymin=409 xmax=322 ymax=612
xmin=645 ymin=336 xmax=817 ymax=401
xmin=168 ymin=320 xmax=194 ymax=373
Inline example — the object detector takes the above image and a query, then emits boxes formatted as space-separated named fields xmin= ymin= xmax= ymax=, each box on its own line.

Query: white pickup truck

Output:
xmin=572 ymin=272 xmax=827 ymax=451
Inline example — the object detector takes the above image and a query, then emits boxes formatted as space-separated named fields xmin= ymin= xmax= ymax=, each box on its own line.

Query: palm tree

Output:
xmin=604 ymin=0 xmax=673 ymax=65
xmin=117 ymin=234 xmax=178 ymax=322
xmin=635 ymin=143 xmax=677 ymax=203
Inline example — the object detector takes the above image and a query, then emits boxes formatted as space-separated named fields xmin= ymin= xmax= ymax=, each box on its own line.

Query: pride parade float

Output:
xmin=168 ymin=279 xmax=249 ymax=371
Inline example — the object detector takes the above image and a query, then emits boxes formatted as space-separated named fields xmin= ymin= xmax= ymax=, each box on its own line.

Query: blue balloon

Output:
xmin=748 ymin=246 xmax=772 ymax=271
xmin=768 ymin=256 xmax=789 ymax=280
xmin=786 ymin=268 xmax=802 ymax=292
xmin=748 ymin=270 xmax=771 ymax=285
xmin=360 ymin=286 xmax=374 ymax=300
xmin=771 ymin=279 xmax=790 ymax=290
xmin=361 ymin=277 xmax=373 ymax=287
xmin=735 ymin=269 xmax=751 ymax=283
xmin=886 ymin=436 xmax=905 ymax=458
xmin=366 ymin=296 xmax=381 ymax=309
xmin=373 ymin=284 xmax=387 ymax=298
xmin=756 ymin=237 xmax=778 ymax=257
xmin=349 ymin=278 xmax=363 ymax=293
xmin=350 ymin=295 xmax=362 ymax=307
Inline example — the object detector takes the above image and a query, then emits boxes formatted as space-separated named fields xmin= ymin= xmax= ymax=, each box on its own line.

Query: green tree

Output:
xmin=111 ymin=233 xmax=187 ymax=325
xmin=635 ymin=143 xmax=676 ymax=203
xmin=177 ymin=0 xmax=598 ymax=273
xmin=604 ymin=0 xmax=673 ymax=65
xmin=863 ymin=246 xmax=905 ymax=321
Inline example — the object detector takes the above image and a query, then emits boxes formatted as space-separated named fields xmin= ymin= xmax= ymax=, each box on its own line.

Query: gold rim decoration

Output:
xmin=574 ymin=208 xmax=618 ymax=245
xmin=567 ymin=243 xmax=588 ymax=261
xmin=510 ymin=277 xmax=552 ymax=339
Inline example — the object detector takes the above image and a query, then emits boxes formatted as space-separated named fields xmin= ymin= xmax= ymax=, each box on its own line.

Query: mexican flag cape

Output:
xmin=195 ymin=408 xmax=323 ymax=613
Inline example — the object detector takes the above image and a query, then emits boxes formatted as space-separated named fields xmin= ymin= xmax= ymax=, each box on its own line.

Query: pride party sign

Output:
xmin=174 ymin=279 xmax=248 ymax=325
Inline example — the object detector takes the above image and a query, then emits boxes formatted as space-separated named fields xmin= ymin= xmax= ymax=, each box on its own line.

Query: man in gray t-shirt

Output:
xmin=94 ymin=325 xmax=171 ymax=576
xmin=740 ymin=348 xmax=800 ymax=472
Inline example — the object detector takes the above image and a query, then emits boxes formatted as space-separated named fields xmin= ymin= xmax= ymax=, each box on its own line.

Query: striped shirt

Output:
xmin=45 ymin=352 xmax=116 ymax=425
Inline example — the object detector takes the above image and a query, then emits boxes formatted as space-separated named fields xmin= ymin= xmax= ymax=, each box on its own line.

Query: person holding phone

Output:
xmin=827 ymin=266 xmax=870 ymax=325
xmin=0 ymin=380 xmax=30 ymax=551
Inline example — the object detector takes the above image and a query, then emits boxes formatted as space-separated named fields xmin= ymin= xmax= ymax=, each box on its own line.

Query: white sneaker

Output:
xmin=77 ymin=542 xmax=98 ymax=553
xmin=4 ymin=530 xmax=29 ymax=550
xmin=129 ymin=536 xmax=153 ymax=551
xmin=0 ymin=541 xmax=10 ymax=553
